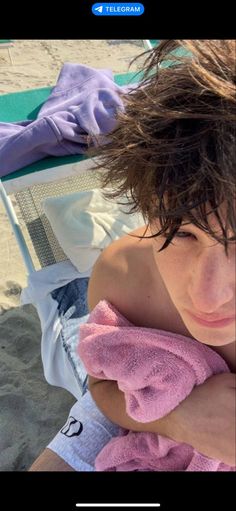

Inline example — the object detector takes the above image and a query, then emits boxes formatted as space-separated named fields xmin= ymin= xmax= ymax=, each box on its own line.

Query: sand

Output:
xmin=0 ymin=39 xmax=145 ymax=470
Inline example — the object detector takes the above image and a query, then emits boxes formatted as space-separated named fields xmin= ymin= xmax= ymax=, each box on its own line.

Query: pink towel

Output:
xmin=78 ymin=300 xmax=235 ymax=471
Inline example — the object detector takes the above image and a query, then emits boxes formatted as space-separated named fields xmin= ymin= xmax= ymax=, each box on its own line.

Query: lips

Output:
xmin=186 ymin=310 xmax=235 ymax=328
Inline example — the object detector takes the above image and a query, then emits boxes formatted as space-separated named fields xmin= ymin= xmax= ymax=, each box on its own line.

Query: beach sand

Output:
xmin=0 ymin=40 xmax=145 ymax=470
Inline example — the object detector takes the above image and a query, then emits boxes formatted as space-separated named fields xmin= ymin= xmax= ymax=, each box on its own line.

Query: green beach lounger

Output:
xmin=0 ymin=69 xmax=143 ymax=273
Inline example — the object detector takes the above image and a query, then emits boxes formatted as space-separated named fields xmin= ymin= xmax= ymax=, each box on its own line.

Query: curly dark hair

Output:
xmin=91 ymin=40 xmax=236 ymax=252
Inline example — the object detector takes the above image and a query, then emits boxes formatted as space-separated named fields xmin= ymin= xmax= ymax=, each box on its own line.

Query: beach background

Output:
xmin=0 ymin=40 xmax=145 ymax=470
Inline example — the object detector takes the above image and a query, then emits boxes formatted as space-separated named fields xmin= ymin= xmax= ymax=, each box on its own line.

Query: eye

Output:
xmin=174 ymin=231 xmax=196 ymax=239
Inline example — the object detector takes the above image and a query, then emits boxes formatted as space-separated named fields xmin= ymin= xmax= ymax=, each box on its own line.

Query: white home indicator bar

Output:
xmin=76 ymin=505 xmax=161 ymax=508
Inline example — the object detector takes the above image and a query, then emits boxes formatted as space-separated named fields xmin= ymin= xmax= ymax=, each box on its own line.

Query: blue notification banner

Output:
xmin=92 ymin=3 xmax=145 ymax=16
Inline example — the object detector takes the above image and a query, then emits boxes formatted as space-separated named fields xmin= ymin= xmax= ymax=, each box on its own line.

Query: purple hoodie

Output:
xmin=0 ymin=63 xmax=131 ymax=178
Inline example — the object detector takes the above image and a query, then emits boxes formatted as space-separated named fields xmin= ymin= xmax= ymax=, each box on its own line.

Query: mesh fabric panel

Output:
xmin=14 ymin=170 xmax=102 ymax=268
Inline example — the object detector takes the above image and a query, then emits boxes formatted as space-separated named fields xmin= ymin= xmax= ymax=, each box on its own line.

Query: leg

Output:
xmin=29 ymin=391 xmax=119 ymax=471
xmin=29 ymin=448 xmax=75 ymax=471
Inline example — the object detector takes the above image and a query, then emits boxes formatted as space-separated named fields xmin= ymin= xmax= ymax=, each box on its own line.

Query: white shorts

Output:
xmin=47 ymin=391 xmax=119 ymax=471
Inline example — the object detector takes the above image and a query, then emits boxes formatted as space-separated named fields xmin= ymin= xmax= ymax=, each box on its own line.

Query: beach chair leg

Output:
xmin=7 ymin=48 xmax=13 ymax=65
xmin=0 ymin=180 xmax=35 ymax=274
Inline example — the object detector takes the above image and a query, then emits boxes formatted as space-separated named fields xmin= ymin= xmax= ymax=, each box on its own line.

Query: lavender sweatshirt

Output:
xmin=0 ymin=63 xmax=130 ymax=177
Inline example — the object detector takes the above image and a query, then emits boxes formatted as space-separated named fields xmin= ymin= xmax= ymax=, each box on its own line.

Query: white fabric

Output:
xmin=42 ymin=189 xmax=144 ymax=272
xmin=48 ymin=391 xmax=119 ymax=471
xmin=21 ymin=260 xmax=90 ymax=399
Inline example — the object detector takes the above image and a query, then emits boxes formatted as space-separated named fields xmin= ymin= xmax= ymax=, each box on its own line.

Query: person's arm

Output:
xmin=89 ymin=372 xmax=236 ymax=466
xmin=87 ymin=246 xmax=236 ymax=466
xmin=29 ymin=448 xmax=75 ymax=471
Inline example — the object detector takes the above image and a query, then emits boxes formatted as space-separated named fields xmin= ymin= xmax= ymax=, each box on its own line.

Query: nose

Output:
xmin=188 ymin=246 xmax=235 ymax=314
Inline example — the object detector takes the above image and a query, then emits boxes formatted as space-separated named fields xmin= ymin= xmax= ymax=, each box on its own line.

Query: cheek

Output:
xmin=158 ymin=252 xmax=183 ymax=288
xmin=156 ymin=250 xmax=191 ymax=303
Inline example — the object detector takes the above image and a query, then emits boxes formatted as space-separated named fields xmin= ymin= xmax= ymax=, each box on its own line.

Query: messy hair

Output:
xmin=92 ymin=40 xmax=236 ymax=251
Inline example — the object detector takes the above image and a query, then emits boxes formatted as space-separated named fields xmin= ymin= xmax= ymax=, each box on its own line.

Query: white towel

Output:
xmin=21 ymin=260 xmax=90 ymax=399
xmin=43 ymin=189 xmax=144 ymax=272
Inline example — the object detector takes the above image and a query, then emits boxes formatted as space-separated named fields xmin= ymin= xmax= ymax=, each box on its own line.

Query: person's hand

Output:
xmin=168 ymin=372 xmax=236 ymax=466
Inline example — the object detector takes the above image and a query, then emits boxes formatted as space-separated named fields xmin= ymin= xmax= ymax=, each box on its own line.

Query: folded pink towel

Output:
xmin=78 ymin=300 xmax=235 ymax=471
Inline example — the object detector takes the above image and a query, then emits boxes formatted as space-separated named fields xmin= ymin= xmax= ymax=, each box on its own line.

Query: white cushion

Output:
xmin=42 ymin=189 xmax=144 ymax=272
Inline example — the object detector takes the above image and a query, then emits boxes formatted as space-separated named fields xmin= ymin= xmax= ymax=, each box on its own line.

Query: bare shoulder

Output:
xmin=87 ymin=225 xmax=191 ymax=334
xmin=87 ymin=225 xmax=154 ymax=316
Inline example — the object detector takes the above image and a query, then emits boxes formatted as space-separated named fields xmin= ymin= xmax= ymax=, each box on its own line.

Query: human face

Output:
xmin=150 ymin=215 xmax=236 ymax=347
